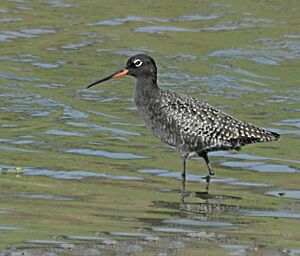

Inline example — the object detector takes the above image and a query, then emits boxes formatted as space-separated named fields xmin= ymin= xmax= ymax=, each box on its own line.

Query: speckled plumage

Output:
xmin=87 ymin=54 xmax=280 ymax=183
xmin=137 ymin=89 xmax=278 ymax=155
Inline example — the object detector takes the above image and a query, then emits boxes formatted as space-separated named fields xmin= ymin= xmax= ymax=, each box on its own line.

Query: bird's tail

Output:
xmin=266 ymin=130 xmax=280 ymax=141
xmin=238 ymin=125 xmax=280 ymax=146
xmin=259 ymin=130 xmax=280 ymax=142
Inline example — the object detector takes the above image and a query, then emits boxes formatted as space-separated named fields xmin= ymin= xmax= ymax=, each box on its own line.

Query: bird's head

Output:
xmin=86 ymin=54 xmax=157 ymax=88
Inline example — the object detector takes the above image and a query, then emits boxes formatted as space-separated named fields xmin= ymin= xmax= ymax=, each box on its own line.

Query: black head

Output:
xmin=126 ymin=54 xmax=157 ymax=79
xmin=86 ymin=54 xmax=157 ymax=89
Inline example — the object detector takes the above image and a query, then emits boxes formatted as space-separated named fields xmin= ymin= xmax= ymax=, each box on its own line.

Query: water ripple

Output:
xmin=0 ymin=145 xmax=36 ymax=153
xmin=43 ymin=0 xmax=76 ymax=8
xmin=134 ymin=26 xmax=198 ymax=33
xmin=163 ymin=218 xmax=233 ymax=227
xmin=209 ymin=37 xmax=300 ymax=64
xmin=63 ymin=148 xmax=148 ymax=159
xmin=62 ymin=107 xmax=89 ymax=119
xmin=266 ymin=190 xmax=300 ymax=200
xmin=65 ymin=121 xmax=140 ymax=136
xmin=0 ymin=28 xmax=56 ymax=42
xmin=221 ymin=161 xmax=299 ymax=173
xmin=87 ymin=14 xmax=219 ymax=26
xmin=271 ymin=119 xmax=300 ymax=129
xmin=243 ymin=209 xmax=300 ymax=219
xmin=0 ymin=226 xmax=22 ymax=230
xmin=23 ymin=168 xmax=143 ymax=181
xmin=0 ymin=72 xmax=39 ymax=82
xmin=0 ymin=92 xmax=67 ymax=117
xmin=61 ymin=41 xmax=93 ymax=50
xmin=42 ymin=129 xmax=87 ymax=137
xmin=0 ymin=18 xmax=22 ymax=22
xmin=136 ymin=168 xmax=270 ymax=187
xmin=0 ymin=193 xmax=73 ymax=201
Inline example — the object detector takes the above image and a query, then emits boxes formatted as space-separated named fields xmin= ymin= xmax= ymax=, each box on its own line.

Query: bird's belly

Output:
xmin=136 ymin=104 xmax=182 ymax=147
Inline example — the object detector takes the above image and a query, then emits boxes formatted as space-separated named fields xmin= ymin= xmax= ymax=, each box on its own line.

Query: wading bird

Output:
xmin=87 ymin=54 xmax=279 ymax=188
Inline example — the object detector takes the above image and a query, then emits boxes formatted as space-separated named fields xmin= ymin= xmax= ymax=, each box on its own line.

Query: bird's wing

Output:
xmin=160 ymin=90 xmax=279 ymax=152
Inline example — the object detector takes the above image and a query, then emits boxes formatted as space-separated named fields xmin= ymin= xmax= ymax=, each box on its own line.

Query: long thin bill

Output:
xmin=86 ymin=69 xmax=128 ymax=89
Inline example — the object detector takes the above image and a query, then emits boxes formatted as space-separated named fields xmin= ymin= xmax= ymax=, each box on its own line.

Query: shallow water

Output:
xmin=0 ymin=0 xmax=300 ymax=255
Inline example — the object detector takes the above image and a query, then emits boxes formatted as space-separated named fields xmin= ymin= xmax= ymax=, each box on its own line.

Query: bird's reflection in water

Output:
xmin=154 ymin=177 xmax=240 ymax=215
xmin=181 ymin=175 xmax=211 ymax=195
xmin=153 ymin=191 xmax=240 ymax=215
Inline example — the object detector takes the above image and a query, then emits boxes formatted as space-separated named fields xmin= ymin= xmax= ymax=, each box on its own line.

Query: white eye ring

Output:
xmin=133 ymin=59 xmax=143 ymax=67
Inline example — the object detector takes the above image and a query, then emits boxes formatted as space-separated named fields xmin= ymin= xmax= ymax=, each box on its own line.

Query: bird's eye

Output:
xmin=133 ymin=59 xmax=142 ymax=67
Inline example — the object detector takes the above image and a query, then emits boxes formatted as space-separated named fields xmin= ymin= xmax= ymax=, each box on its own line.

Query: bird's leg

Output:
xmin=205 ymin=175 xmax=211 ymax=192
xmin=182 ymin=159 xmax=186 ymax=191
xmin=201 ymin=152 xmax=214 ymax=176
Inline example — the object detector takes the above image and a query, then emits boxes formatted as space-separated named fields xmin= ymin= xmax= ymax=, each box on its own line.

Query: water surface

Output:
xmin=0 ymin=0 xmax=300 ymax=255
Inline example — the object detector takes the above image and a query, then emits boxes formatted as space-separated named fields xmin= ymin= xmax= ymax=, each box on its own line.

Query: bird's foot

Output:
xmin=203 ymin=175 xmax=211 ymax=192
xmin=201 ymin=175 xmax=211 ymax=183
xmin=206 ymin=175 xmax=211 ymax=183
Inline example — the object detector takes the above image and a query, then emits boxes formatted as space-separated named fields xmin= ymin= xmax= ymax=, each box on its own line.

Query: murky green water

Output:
xmin=1 ymin=0 xmax=300 ymax=255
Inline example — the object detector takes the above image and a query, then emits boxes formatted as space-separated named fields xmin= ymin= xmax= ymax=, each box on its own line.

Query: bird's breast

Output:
xmin=134 ymin=96 xmax=183 ymax=148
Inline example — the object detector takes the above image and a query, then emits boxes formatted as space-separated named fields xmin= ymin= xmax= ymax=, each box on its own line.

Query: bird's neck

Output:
xmin=135 ymin=77 xmax=159 ymax=104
